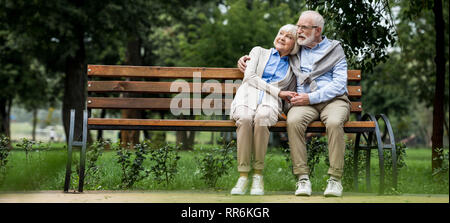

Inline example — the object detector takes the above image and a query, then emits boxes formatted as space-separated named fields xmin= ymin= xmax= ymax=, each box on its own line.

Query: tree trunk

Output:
xmin=62 ymin=27 xmax=86 ymax=144
xmin=120 ymin=36 xmax=143 ymax=148
xmin=176 ymin=131 xmax=195 ymax=150
xmin=0 ymin=98 xmax=11 ymax=140
xmin=431 ymin=0 xmax=445 ymax=171
xmin=32 ymin=109 xmax=37 ymax=141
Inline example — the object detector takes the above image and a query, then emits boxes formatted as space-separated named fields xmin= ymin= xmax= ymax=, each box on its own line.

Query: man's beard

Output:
xmin=297 ymin=33 xmax=315 ymax=46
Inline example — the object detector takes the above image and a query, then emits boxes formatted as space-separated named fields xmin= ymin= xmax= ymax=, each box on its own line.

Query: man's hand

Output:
xmin=279 ymin=91 xmax=298 ymax=103
xmin=290 ymin=93 xmax=310 ymax=106
xmin=237 ymin=55 xmax=251 ymax=73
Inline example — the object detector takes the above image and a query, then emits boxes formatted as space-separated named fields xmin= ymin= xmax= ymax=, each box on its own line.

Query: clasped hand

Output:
xmin=279 ymin=91 xmax=310 ymax=106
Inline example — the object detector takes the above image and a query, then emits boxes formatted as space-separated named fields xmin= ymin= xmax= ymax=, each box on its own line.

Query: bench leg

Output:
xmin=365 ymin=144 xmax=372 ymax=192
xmin=374 ymin=124 xmax=385 ymax=195
xmin=378 ymin=114 xmax=398 ymax=190
xmin=354 ymin=132 xmax=362 ymax=191
xmin=78 ymin=109 xmax=88 ymax=192
xmin=365 ymin=132 xmax=374 ymax=192
xmin=64 ymin=109 xmax=76 ymax=192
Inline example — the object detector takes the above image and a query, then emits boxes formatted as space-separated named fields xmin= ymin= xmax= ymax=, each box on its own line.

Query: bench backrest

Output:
xmin=86 ymin=65 xmax=363 ymax=116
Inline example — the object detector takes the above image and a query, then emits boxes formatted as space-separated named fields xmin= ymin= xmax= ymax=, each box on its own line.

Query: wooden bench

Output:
xmin=64 ymin=65 xmax=398 ymax=194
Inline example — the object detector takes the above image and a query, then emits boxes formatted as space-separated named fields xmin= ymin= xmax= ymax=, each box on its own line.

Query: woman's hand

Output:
xmin=278 ymin=91 xmax=298 ymax=103
xmin=237 ymin=55 xmax=251 ymax=73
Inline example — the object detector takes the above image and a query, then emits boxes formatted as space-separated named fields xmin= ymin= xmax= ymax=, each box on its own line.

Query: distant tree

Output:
xmin=400 ymin=0 xmax=448 ymax=171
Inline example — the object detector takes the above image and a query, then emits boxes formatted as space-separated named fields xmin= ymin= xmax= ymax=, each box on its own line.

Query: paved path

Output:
xmin=0 ymin=190 xmax=448 ymax=203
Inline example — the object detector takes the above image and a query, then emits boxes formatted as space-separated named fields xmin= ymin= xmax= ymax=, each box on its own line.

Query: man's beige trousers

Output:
xmin=286 ymin=95 xmax=351 ymax=178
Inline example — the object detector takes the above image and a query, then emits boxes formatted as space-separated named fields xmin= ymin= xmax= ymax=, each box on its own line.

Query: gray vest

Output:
xmin=290 ymin=39 xmax=346 ymax=92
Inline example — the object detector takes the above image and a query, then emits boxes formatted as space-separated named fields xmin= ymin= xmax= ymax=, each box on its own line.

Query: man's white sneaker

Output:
xmin=250 ymin=174 xmax=264 ymax=195
xmin=231 ymin=177 xmax=249 ymax=195
xmin=324 ymin=178 xmax=343 ymax=197
xmin=295 ymin=178 xmax=312 ymax=196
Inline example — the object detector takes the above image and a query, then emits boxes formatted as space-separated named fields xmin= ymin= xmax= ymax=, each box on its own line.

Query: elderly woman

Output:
xmin=229 ymin=24 xmax=299 ymax=195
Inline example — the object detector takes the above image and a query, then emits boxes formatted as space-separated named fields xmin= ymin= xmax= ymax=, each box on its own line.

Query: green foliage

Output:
xmin=71 ymin=140 xmax=106 ymax=190
xmin=341 ymin=140 xmax=366 ymax=192
xmin=383 ymin=143 xmax=408 ymax=194
xmin=306 ymin=0 xmax=397 ymax=72
xmin=306 ymin=137 xmax=329 ymax=177
xmin=15 ymin=138 xmax=35 ymax=162
xmin=432 ymin=148 xmax=449 ymax=177
xmin=196 ymin=138 xmax=235 ymax=188
xmin=114 ymin=141 xmax=151 ymax=189
xmin=282 ymin=136 xmax=407 ymax=193
xmin=362 ymin=0 xmax=449 ymax=146
xmin=177 ymin=0 xmax=300 ymax=67
xmin=148 ymin=143 xmax=181 ymax=187
xmin=0 ymin=135 xmax=10 ymax=185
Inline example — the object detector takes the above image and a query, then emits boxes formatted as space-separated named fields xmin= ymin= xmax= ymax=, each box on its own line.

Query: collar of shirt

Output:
xmin=271 ymin=48 xmax=289 ymax=61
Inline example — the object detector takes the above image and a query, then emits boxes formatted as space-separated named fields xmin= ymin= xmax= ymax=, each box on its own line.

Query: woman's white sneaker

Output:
xmin=250 ymin=174 xmax=264 ymax=195
xmin=231 ymin=177 xmax=249 ymax=195
xmin=295 ymin=178 xmax=312 ymax=196
xmin=324 ymin=178 xmax=343 ymax=197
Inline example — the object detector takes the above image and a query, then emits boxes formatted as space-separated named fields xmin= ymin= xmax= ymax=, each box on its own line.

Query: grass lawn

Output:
xmin=0 ymin=143 xmax=448 ymax=195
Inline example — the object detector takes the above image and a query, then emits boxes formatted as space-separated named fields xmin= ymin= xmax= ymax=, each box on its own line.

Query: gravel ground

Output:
xmin=0 ymin=190 xmax=448 ymax=203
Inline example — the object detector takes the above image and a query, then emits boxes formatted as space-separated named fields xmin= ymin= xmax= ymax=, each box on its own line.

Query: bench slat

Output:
xmin=88 ymin=81 xmax=362 ymax=97
xmin=87 ymin=97 xmax=363 ymax=112
xmin=88 ymin=65 xmax=243 ymax=79
xmin=87 ymin=65 xmax=361 ymax=81
xmin=88 ymin=118 xmax=375 ymax=128
xmin=87 ymin=118 xmax=375 ymax=132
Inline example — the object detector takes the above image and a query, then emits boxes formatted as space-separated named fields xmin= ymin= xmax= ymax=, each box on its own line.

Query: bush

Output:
xmin=114 ymin=141 xmax=151 ymax=189
xmin=148 ymin=143 xmax=180 ymax=187
xmin=0 ymin=135 xmax=10 ymax=185
xmin=196 ymin=138 xmax=235 ymax=188
xmin=432 ymin=148 xmax=449 ymax=186
xmin=71 ymin=140 xmax=107 ymax=190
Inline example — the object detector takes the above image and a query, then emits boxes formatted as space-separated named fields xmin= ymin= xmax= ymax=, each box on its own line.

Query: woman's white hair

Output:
xmin=300 ymin=10 xmax=325 ymax=33
xmin=273 ymin=24 xmax=299 ymax=55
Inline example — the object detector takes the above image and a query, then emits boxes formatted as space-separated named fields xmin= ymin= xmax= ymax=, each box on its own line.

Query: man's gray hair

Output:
xmin=300 ymin=10 xmax=325 ymax=33
xmin=273 ymin=24 xmax=299 ymax=55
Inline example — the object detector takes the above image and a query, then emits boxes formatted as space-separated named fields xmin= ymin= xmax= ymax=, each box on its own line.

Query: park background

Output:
xmin=0 ymin=0 xmax=448 ymax=197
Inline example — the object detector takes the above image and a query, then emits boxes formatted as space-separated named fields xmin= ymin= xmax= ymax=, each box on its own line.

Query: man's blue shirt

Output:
xmin=296 ymin=37 xmax=348 ymax=104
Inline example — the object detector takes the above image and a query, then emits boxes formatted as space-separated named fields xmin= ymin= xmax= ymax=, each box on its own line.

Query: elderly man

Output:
xmin=237 ymin=11 xmax=350 ymax=197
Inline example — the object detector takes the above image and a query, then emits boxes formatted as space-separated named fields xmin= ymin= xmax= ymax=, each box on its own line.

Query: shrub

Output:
xmin=16 ymin=138 xmax=35 ymax=162
xmin=383 ymin=143 xmax=407 ymax=194
xmin=196 ymin=137 xmax=235 ymax=188
xmin=72 ymin=140 xmax=107 ymax=190
xmin=148 ymin=143 xmax=180 ymax=187
xmin=0 ymin=135 xmax=10 ymax=185
xmin=114 ymin=141 xmax=151 ymax=189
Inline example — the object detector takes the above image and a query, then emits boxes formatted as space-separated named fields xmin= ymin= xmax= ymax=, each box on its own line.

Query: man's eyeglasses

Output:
xmin=296 ymin=25 xmax=318 ymax=31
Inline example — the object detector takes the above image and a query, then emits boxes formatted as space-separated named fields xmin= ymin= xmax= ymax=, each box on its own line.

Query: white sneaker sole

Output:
xmin=231 ymin=189 xmax=247 ymax=195
xmin=324 ymin=192 xmax=342 ymax=197
xmin=250 ymin=190 xmax=264 ymax=195
xmin=295 ymin=191 xmax=311 ymax=196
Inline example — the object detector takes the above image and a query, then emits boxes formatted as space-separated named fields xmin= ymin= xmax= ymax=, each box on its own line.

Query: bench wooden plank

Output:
xmin=88 ymin=65 xmax=243 ymax=79
xmin=88 ymin=118 xmax=375 ymax=128
xmin=88 ymin=81 xmax=362 ymax=97
xmin=87 ymin=65 xmax=361 ymax=81
xmin=87 ymin=97 xmax=363 ymax=112
xmin=87 ymin=118 xmax=375 ymax=133
xmin=88 ymin=81 xmax=241 ymax=94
